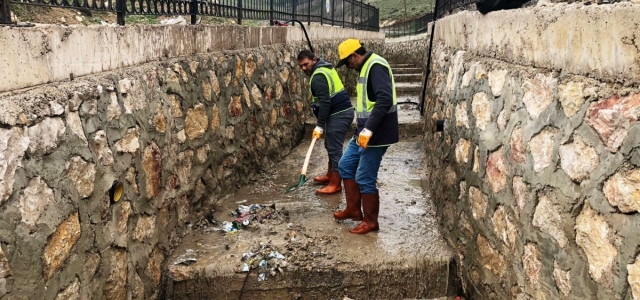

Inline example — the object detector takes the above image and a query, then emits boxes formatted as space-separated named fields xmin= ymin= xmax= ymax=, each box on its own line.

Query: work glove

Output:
xmin=357 ymin=128 xmax=373 ymax=149
xmin=312 ymin=126 xmax=323 ymax=140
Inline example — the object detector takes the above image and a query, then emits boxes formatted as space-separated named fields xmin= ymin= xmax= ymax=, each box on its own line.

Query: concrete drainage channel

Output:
xmin=159 ymin=64 xmax=465 ymax=300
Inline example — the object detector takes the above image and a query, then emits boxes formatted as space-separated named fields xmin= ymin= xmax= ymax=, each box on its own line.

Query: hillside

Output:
xmin=366 ymin=0 xmax=435 ymax=23
xmin=9 ymin=0 xmax=434 ymax=27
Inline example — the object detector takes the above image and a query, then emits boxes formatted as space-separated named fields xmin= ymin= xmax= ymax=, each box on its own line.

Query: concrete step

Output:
xmin=163 ymin=109 xmax=459 ymax=299
xmin=393 ymin=67 xmax=424 ymax=74
xmin=390 ymin=63 xmax=418 ymax=68
xmin=396 ymin=82 xmax=423 ymax=95
xmin=394 ymin=73 xmax=423 ymax=82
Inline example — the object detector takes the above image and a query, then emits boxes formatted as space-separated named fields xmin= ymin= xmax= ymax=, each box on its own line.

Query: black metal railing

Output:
xmin=380 ymin=13 xmax=433 ymax=38
xmin=380 ymin=0 xmax=475 ymax=38
xmin=1 ymin=0 xmax=378 ymax=30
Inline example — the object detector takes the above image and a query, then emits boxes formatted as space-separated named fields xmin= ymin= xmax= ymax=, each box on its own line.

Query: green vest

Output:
xmin=309 ymin=67 xmax=346 ymax=103
xmin=355 ymin=53 xmax=397 ymax=119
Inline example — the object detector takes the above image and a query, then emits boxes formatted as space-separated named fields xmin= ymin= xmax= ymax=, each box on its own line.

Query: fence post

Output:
xmin=342 ymin=0 xmax=344 ymax=27
xmin=307 ymin=0 xmax=310 ymax=25
xmin=190 ymin=0 xmax=197 ymax=24
xmin=0 ymin=0 xmax=11 ymax=24
xmin=116 ymin=0 xmax=125 ymax=25
xmin=320 ymin=0 xmax=323 ymax=25
xmin=331 ymin=0 xmax=334 ymax=26
xmin=292 ymin=0 xmax=296 ymax=23
xmin=237 ymin=0 xmax=242 ymax=25
xmin=270 ymin=0 xmax=273 ymax=22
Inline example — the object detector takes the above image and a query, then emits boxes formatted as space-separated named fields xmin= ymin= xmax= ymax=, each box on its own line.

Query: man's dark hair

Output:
xmin=297 ymin=50 xmax=315 ymax=61
xmin=354 ymin=46 xmax=367 ymax=56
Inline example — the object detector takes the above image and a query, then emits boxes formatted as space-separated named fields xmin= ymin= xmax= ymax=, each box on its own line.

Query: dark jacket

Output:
xmin=355 ymin=52 xmax=399 ymax=146
xmin=310 ymin=59 xmax=353 ymax=128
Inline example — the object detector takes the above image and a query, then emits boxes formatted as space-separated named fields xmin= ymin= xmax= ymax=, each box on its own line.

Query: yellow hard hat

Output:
xmin=336 ymin=38 xmax=362 ymax=68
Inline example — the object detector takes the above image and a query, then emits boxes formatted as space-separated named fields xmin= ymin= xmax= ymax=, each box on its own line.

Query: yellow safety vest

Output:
xmin=355 ymin=53 xmax=397 ymax=119
xmin=309 ymin=67 xmax=346 ymax=103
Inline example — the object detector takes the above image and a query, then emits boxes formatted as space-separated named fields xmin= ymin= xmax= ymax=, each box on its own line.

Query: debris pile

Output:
xmin=238 ymin=224 xmax=338 ymax=281
xmin=240 ymin=242 xmax=289 ymax=282
xmin=222 ymin=204 xmax=289 ymax=234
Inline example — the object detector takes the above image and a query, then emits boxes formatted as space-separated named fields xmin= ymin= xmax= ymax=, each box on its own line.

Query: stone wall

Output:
xmin=383 ymin=31 xmax=430 ymax=66
xmin=423 ymin=3 xmax=640 ymax=300
xmin=0 ymin=24 xmax=383 ymax=300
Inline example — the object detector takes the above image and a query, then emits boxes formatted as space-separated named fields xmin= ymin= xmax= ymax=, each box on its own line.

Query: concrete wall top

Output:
xmin=0 ymin=24 xmax=383 ymax=93
xmin=435 ymin=2 xmax=640 ymax=84
xmin=286 ymin=25 xmax=385 ymax=43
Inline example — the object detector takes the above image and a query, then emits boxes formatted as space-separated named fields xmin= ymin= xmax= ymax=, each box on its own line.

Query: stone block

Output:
xmin=477 ymin=235 xmax=506 ymax=277
xmin=559 ymin=81 xmax=585 ymax=118
xmin=26 ymin=117 xmax=65 ymax=156
xmin=587 ymin=93 xmax=640 ymax=153
xmin=54 ymin=278 xmax=80 ymax=300
xmin=242 ymin=84 xmax=252 ymax=109
xmin=473 ymin=147 xmax=480 ymax=173
xmin=523 ymin=243 xmax=542 ymax=284
xmin=125 ymin=167 xmax=139 ymax=195
xmin=559 ymin=135 xmax=599 ymax=183
xmin=103 ymin=248 xmax=127 ymax=300
xmin=469 ymin=186 xmax=487 ymax=220
xmin=472 ymin=92 xmax=491 ymax=131
xmin=173 ymin=64 xmax=188 ymax=83
xmin=575 ymin=203 xmax=617 ymax=285
xmin=65 ymin=156 xmax=96 ymax=199
xmin=486 ymin=148 xmax=507 ymax=193
xmin=66 ymin=112 xmax=88 ymax=146
xmin=49 ymin=101 xmax=64 ymax=116
xmin=455 ymin=138 xmax=471 ymax=164
xmin=488 ymin=69 xmax=508 ymax=97
xmin=0 ymin=128 xmax=30 ymax=205
xmin=533 ymin=191 xmax=568 ymax=248
xmin=177 ymin=150 xmax=194 ymax=191
xmin=43 ymin=212 xmax=81 ymax=281
xmin=92 ymin=130 xmax=114 ymax=166
xmin=251 ymin=84 xmax=263 ymax=110
xmin=629 ymin=255 xmax=640 ymax=300
xmin=455 ymin=101 xmax=469 ymax=128
xmin=229 ymin=95 xmax=243 ymax=118
xmin=510 ymin=126 xmax=526 ymax=163
xmin=211 ymin=105 xmax=220 ymax=132
xmin=185 ymin=104 xmax=208 ymax=140
xmin=513 ymin=176 xmax=529 ymax=217
xmin=0 ymin=246 xmax=10 ymax=278
xmin=18 ymin=177 xmax=55 ymax=232
xmin=492 ymin=206 xmax=516 ymax=249
xmin=604 ymin=168 xmax=640 ymax=213
xmin=522 ymin=73 xmax=557 ymax=119
xmin=169 ymin=94 xmax=183 ymax=118
xmin=554 ymin=261 xmax=571 ymax=296
xmin=106 ymin=92 xmax=122 ymax=121
xmin=132 ymin=215 xmax=156 ymax=242
xmin=529 ymin=127 xmax=558 ymax=173
xmin=143 ymin=142 xmax=162 ymax=199
xmin=446 ymin=51 xmax=465 ymax=92
xmin=115 ymin=127 xmax=140 ymax=154
xmin=146 ymin=247 xmax=164 ymax=286
xmin=154 ymin=107 xmax=167 ymax=134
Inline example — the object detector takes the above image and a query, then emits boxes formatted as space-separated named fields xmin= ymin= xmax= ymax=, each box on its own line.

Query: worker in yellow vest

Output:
xmin=297 ymin=50 xmax=355 ymax=194
xmin=333 ymin=39 xmax=398 ymax=234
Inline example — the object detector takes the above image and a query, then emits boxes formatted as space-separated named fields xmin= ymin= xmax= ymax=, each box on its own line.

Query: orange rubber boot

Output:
xmin=333 ymin=179 xmax=363 ymax=221
xmin=316 ymin=171 xmax=342 ymax=195
xmin=349 ymin=191 xmax=379 ymax=234
xmin=313 ymin=162 xmax=331 ymax=184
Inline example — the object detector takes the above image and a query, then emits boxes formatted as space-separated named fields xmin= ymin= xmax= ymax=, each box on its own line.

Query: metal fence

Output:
xmin=0 ymin=0 xmax=379 ymax=30
xmin=380 ymin=0 xmax=475 ymax=37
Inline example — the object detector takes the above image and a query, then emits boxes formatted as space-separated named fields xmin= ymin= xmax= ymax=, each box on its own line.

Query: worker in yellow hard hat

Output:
xmin=297 ymin=49 xmax=354 ymax=195
xmin=333 ymin=38 xmax=398 ymax=235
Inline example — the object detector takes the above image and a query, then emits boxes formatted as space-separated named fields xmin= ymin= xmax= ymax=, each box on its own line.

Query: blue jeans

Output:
xmin=338 ymin=138 xmax=388 ymax=194
xmin=324 ymin=109 xmax=354 ymax=172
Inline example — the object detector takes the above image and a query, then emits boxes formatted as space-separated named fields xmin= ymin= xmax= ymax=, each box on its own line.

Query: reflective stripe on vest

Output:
xmin=309 ymin=67 xmax=346 ymax=103
xmin=355 ymin=54 xmax=397 ymax=119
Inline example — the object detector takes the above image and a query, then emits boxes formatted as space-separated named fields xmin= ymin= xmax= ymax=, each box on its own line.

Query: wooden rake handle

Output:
xmin=300 ymin=136 xmax=318 ymax=176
